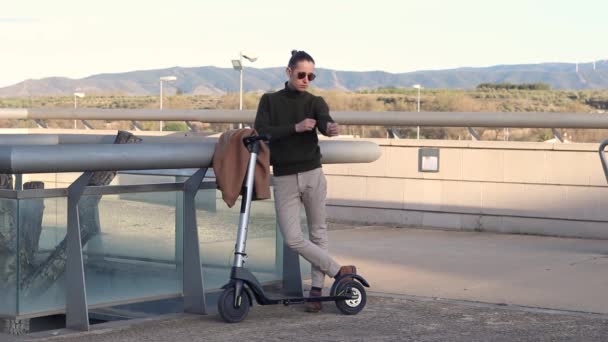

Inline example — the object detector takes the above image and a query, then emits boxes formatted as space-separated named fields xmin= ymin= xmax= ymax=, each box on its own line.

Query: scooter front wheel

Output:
xmin=218 ymin=287 xmax=250 ymax=323
xmin=334 ymin=279 xmax=367 ymax=315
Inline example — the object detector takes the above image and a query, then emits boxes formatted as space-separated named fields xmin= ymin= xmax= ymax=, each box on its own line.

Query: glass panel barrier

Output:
xmin=0 ymin=198 xmax=18 ymax=316
xmin=197 ymin=187 xmax=311 ymax=290
xmin=82 ymin=192 xmax=181 ymax=306
xmin=8 ymin=172 xmax=307 ymax=317
xmin=17 ymin=197 xmax=67 ymax=315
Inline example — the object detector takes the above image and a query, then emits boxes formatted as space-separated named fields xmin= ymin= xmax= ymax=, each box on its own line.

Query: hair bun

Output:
xmin=291 ymin=50 xmax=298 ymax=56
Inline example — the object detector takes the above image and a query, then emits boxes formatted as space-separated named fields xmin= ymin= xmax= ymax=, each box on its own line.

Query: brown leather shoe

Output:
xmin=306 ymin=289 xmax=322 ymax=313
xmin=336 ymin=265 xmax=357 ymax=279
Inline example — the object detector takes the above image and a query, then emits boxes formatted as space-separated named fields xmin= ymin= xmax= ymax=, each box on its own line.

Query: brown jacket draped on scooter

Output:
xmin=212 ymin=128 xmax=271 ymax=208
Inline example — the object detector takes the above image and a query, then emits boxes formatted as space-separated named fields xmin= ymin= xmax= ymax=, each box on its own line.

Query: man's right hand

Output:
xmin=295 ymin=118 xmax=317 ymax=132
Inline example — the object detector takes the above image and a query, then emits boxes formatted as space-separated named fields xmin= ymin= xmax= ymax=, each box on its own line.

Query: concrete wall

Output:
xmin=323 ymin=139 xmax=608 ymax=239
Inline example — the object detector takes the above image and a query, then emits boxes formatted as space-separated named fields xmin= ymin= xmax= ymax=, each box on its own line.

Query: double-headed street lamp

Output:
xmin=73 ymin=92 xmax=85 ymax=129
xmin=159 ymin=76 xmax=177 ymax=131
xmin=412 ymin=84 xmax=423 ymax=139
xmin=232 ymin=52 xmax=257 ymax=128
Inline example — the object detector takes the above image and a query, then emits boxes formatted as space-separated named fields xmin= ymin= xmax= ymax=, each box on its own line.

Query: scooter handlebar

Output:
xmin=243 ymin=134 xmax=270 ymax=152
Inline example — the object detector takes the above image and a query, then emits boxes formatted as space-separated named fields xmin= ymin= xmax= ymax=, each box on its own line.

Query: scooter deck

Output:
xmin=259 ymin=294 xmax=355 ymax=306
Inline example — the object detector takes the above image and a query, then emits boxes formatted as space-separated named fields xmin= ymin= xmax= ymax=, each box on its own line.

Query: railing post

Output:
xmin=182 ymin=168 xmax=207 ymax=314
xmin=65 ymin=171 xmax=93 ymax=331
xmin=131 ymin=121 xmax=143 ymax=131
xmin=185 ymin=121 xmax=197 ymax=132
xmin=175 ymin=177 xmax=185 ymax=286
xmin=277 ymin=220 xmax=303 ymax=297
xmin=81 ymin=120 xmax=94 ymax=130
xmin=552 ymin=128 xmax=564 ymax=142
xmin=598 ymin=140 xmax=608 ymax=183
xmin=33 ymin=119 xmax=47 ymax=129
xmin=467 ymin=127 xmax=480 ymax=141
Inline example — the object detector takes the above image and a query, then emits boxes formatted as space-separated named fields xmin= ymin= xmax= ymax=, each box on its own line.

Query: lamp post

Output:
xmin=159 ymin=76 xmax=177 ymax=131
xmin=73 ymin=92 xmax=85 ymax=129
xmin=412 ymin=84 xmax=422 ymax=139
xmin=231 ymin=52 xmax=257 ymax=128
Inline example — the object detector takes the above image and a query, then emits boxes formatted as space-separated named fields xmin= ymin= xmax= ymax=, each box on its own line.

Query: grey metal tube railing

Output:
xmin=0 ymin=140 xmax=381 ymax=174
xmin=2 ymin=108 xmax=608 ymax=128
xmin=333 ymin=111 xmax=608 ymax=128
xmin=0 ymin=134 xmax=59 ymax=145
xmin=54 ymin=133 xmax=214 ymax=144
xmin=0 ymin=133 xmax=215 ymax=145
xmin=0 ymin=143 xmax=213 ymax=173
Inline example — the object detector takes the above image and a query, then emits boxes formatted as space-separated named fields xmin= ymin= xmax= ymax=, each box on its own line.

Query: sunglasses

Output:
xmin=296 ymin=71 xmax=316 ymax=82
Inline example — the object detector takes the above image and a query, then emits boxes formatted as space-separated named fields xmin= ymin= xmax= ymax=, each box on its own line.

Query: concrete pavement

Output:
xmin=328 ymin=225 xmax=608 ymax=314
xmin=3 ymin=224 xmax=608 ymax=341
xmin=18 ymin=294 xmax=608 ymax=342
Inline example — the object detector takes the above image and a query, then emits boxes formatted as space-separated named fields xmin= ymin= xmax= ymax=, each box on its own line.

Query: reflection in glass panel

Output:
xmin=17 ymin=197 xmax=67 ymax=315
xmin=197 ymin=187 xmax=310 ymax=290
xmin=0 ymin=198 xmax=18 ymax=316
xmin=197 ymin=188 xmax=277 ymax=289
xmin=83 ymin=192 xmax=180 ymax=306
xmin=11 ymin=176 xmax=309 ymax=316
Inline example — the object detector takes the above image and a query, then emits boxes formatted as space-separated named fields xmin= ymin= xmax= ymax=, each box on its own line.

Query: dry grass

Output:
xmin=1 ymin=88 xmax=607 ymax=142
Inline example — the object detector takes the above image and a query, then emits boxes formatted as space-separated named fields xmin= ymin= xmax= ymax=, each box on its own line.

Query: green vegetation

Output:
xmin=476 ymin=83 xmax=551 ymax=91
xmin=163 ymin=122 xmax=189 ymax=131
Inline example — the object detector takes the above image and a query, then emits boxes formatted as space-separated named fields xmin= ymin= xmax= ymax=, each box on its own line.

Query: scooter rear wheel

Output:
xmin=218 ymin=287 xmax=250 ymax=323
xmin=334 ymin=279 xmax=367 ymax=315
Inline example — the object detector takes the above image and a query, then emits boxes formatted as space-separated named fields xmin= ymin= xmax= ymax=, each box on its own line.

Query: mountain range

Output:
xmin=1 ymin=61 xmax=607 ymax=97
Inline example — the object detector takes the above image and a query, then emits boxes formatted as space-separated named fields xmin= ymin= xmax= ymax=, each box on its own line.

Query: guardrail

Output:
xmin=1 ymin=108 xmax=605 ymax=142
xmin=2 ymin=108 xmax=608 ymax=127
xmin=0 ymin=140 xmax=380 ymax=174
xmin=0 ymin=135 xmax=380 ymax=332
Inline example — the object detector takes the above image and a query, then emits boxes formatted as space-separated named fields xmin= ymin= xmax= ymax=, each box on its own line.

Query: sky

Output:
xmin=0 ymin=0 xmax=606 ymax=87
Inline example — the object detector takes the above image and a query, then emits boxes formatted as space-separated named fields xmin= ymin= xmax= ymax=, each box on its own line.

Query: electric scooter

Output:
xmin=217 ymin=134 xmax=370 ymax=323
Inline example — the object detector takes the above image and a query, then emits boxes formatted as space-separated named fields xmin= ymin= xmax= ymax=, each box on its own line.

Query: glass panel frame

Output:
xmin=0 ymin=171 xmax=295 ymax=319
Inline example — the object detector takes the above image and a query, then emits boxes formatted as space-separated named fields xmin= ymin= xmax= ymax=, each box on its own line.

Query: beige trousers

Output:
xmin=273 ymin=167 xmax=341 ymax=288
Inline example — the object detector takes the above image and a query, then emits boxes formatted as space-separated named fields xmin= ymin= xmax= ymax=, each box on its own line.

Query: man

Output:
xmin=254 ymin=50 xmax=357 ymax=313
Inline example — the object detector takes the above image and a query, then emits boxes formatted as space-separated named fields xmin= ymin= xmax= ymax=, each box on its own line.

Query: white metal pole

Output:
xmin=74 ymin=94 xmax=77 ymax=129
xmin=239 ymin=57 xmax=243 ymax=112
xmin=417 ymin=87 xmax=421 ymax=139
xmin=160 ymin=79 xmax=164 ymax=131
xmin=239 ymin=55 xmax=244 ymax=129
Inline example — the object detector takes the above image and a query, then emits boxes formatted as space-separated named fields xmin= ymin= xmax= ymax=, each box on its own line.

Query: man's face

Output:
xmin=286 ymin=60 xmax=315 ymax=91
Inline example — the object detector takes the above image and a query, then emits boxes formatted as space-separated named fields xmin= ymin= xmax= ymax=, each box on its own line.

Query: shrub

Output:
xmin=164 ymin=122 xmax=189 ymax=131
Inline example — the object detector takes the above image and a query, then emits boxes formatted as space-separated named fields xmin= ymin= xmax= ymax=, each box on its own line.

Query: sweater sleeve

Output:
xmin=313 ymin=96 xmax=335 ymax=136
xmin=254 ymin=93 xmax=296 ymax=141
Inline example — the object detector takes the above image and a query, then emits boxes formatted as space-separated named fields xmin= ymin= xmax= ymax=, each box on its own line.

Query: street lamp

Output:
xmin=231 ymin=52 xmax=257 ymax=128
xmin=159 ymin=76 xmax=177 ymax=131
xmin=412 ymin=84 xmax=423 ymax=139
xmin=73 ymin=92 xmax=85 ymax=129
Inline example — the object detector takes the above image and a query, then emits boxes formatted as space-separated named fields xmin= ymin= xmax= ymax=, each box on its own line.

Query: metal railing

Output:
xmin=0 ymin=170 xmax=210 ymax=330
xmin=2 ymin=109 xmax=607 ymax=140
xmin=0 ymin=136 xmax=380 ymax=331
xmin=0 ymin=140 xmax=380 ymax=174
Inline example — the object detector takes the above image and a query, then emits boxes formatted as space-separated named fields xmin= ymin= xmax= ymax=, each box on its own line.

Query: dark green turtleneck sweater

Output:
xmin=254 ymin=82 xmax=334 ymax=176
